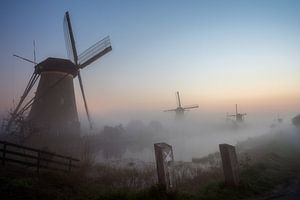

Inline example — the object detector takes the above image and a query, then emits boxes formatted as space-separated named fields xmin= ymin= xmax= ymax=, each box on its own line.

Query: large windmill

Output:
xmin=227 ymin=104 xmax=246 ymax=123
xmin=164 ymin=92 xmax=198 ymax=119
xmin=3 ymin=12 xmax=112 ymax=151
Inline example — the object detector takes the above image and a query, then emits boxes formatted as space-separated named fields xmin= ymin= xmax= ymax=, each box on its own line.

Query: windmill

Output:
xmin=164 ymin=92 xmax=198 ymax=119
xmin=3 ymin=12 xmax=112 ymax=151
xmin=227 ymin=104 xmax=246 ymax=122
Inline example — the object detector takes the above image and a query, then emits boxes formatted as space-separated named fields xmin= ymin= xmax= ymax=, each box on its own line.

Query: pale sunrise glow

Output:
xmin=0 ymin=0 xmax=300 ymax=122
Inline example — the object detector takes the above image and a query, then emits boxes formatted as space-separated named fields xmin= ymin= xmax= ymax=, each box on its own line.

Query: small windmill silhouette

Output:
xmin=164 ymin=92 xmax=198 ymax=119
xmin=227 ymin=104 xmax=246 ymax=122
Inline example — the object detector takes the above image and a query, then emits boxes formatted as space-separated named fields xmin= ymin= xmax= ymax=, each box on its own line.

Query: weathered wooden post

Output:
xmin=154 ymin=142 xmax=175 ymax=191
xmin=219 ymin=144 xmax=239 ymax=186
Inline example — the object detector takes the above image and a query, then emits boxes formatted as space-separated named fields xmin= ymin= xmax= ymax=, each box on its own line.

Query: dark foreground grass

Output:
xmin=1 ymin=131 xmax=300 ymax=200
xmin=1 ymin=158 xmax=299 ymax=200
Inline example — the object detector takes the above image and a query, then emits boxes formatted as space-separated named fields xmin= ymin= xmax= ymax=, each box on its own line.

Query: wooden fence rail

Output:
xmin=0 ymin=140 xmax=79 ymax=173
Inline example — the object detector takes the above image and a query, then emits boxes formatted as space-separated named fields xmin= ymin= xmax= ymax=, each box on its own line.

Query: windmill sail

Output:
xmin=164 ymin=108 xmax=177 ymax=112
xmin=63 ymin=11 xmax=112 ymax=130
xmin=176 ymin=91 xmax=181 ymax=107
xmin=64 ymin=12 xmax=78 ymax=64
xmin=78 ymin=36 xmax=112 ymax=69
xmin=183 ymin=105 xmax=199 ymax=110
xmin=77 ymin=71 xmax=93 ymax=129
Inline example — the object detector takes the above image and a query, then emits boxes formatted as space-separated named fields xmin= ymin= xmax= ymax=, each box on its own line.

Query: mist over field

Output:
xmin=79 ymin=110 xmax=296 ymax=162
xmin=1 ymin=103 xmax=297 ymax=164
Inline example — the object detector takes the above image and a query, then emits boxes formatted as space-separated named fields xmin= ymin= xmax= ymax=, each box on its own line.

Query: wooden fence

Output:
xmin=0 ymin=140 xmax=79 ymax=173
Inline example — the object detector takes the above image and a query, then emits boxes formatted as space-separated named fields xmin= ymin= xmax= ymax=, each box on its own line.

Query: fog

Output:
xmin=81 ymin=110 xmax=296 ymax=162
xmin=1 ymin=107 xmax=297 ymax=163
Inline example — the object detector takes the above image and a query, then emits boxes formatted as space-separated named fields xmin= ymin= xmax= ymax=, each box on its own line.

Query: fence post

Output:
xmin=68 ymin=159 xmax=72 ymax=172
xmin=219 ymin=144 xmax=240 ymax=186
xmin=2 ymin=142 xmax=7 ymax=166
xmin=154 ymin=142 xmax=175 ymax=192
xmin=37 ymin=150 xmax=40 ymax=173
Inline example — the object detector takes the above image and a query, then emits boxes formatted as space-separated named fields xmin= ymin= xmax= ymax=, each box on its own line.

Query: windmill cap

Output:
xmin=35 ymin=57 xmax=78 ymax=77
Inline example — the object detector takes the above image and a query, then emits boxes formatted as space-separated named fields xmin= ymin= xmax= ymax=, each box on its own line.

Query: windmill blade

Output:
xmin=164 ymin=109 xmax=177 ymax=112
xmin=33 ymin=40 xmax=36 ymax=63
xmin=13 ymin=54 xmax=37 ymax=65
xmin=6 ymin=52 xmax=40 ymax=132
xmin=176 ymin=91 xmax=181 ymax=107
xmin=5 ymin=72 xmax=39 ymax=132
xmin=64 ymin=11 xmax=78 ymax=64
xmin=78 ymin=36 xmax=112 ymax=69
xmin=183 ymin=105 xmax=199 ymax=110
xmin=227 ymin=114 xmax=236 ymax=117
xmin=77 ymin=71 xmax=93 ymax=129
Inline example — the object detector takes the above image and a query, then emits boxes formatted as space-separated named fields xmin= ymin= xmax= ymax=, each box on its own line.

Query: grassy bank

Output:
xmin=1 ymin=130 xmax=300 ymax=200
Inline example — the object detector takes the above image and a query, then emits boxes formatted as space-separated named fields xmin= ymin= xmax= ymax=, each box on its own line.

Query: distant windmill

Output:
xmin=227 ymin=104 xmax=246 ymax=122
xmin=4 ymin=12 xmax=112 ymax=147
xmin=164 ymin=92 xmax=198 ymax=119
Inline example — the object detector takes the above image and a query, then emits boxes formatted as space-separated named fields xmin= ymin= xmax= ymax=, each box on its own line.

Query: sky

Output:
xmin=0 ymin=0 xmax=300 ymax=125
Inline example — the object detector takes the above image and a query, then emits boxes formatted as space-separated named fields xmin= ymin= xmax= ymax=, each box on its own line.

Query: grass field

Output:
xmin=1 ymin=128 xmax=300 ymax=200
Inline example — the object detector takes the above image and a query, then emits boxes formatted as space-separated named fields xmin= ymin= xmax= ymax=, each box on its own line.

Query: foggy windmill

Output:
xmin=164 ymin=92 xmax=199 ymax=119
xmin=4 ymin=12 xmax=112 ymax=147
xmin=227 ymin=104 xmax=247 ymax=122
